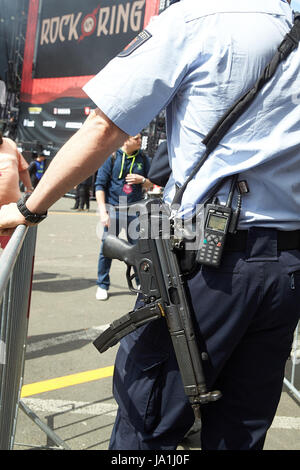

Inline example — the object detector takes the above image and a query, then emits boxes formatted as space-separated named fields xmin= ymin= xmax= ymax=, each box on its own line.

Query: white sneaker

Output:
xmin=96 ymin=287 xmax=108 ymax=300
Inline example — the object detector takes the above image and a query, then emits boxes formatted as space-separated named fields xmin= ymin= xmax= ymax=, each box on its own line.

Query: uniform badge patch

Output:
xmin=118 ymin=30 xmax=152 ymax=57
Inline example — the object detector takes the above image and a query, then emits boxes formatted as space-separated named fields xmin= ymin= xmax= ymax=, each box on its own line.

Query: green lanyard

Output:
xmin=118 ymin=151 xmax=138 ymax=179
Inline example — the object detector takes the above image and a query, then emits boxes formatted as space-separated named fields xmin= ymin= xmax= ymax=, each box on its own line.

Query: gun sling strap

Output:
xmin=171 ymin=13 xmax=300 ymax=210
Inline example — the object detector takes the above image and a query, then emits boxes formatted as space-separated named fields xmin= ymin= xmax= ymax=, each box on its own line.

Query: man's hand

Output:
xmin=125 ymin=173 xmax=145 ymax=185
xmin=99 ymin=208 xmax=110 ymax=227
xmin=0 ymin=203 xmax=28 ymax=235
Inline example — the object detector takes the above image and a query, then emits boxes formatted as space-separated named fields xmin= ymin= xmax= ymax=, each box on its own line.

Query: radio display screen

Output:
xmin=207 ymin=214 xmax=227 ymax=232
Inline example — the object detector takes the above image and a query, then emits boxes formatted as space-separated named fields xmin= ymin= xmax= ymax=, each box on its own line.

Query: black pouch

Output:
xmin=172 ymin=204 xmax=206 ymax=276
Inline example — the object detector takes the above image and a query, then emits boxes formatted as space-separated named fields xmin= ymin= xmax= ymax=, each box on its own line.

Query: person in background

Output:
xmin=95 ymin=134 xmax=151 ymax=300
xmin=71 ymin=175 xmax=93 ymax=211
xmin=28 ymin=151 xmax=46 ymax=188
xmin=0 ymin=130 xmax=33 ymax=248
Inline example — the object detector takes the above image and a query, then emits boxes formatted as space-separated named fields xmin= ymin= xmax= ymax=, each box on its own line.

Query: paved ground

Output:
xmin=12 ymin=197 xmax=300 ymax=451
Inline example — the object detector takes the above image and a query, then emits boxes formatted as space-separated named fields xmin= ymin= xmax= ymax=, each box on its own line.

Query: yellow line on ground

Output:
xmin=20 ymin=366 xmax=114 ymax=398
xmin=49 ymin=210 xmax=98 ymax=216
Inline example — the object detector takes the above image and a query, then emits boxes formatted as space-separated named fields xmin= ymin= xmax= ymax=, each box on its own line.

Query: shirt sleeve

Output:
xmin=94 ymin=156 xmax=113 ymax=192
xmin=83 ymin=6 xmax=189 ymax=136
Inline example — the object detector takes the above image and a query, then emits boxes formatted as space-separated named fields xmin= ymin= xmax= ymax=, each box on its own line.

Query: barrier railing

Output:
xmin=0 ymin=225 xmax=70 ymax=450
xmin=284 ymin=321 xmax=300 ymax=402
xmin=0 ymin=225 xmax=37 ymax=449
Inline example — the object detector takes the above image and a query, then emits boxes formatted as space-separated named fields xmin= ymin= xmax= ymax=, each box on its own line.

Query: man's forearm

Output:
xmin=19 ymin=169 xmax=33 ymax=191
xmin=26 ymin=108 xmax=127 ymax=214
xmin=96 ymin=189 xmax=111 ymax=226
xmin=95 ymin=189 xmax=106 ymax=209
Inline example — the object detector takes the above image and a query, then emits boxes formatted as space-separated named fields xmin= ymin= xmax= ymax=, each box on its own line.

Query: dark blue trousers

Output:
xmin=109 ymin=228 xmax=300 ymax=450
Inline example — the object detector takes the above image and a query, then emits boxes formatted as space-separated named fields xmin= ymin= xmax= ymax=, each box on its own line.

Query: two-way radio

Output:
xmin=196 ymin=203 xmax=233 ymax=267
xmin=196 ymin=175 xmax=245 ymax=267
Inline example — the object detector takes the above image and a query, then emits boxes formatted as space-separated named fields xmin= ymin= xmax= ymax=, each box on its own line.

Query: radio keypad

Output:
xmin=197 ymin=231 xmax=223 ymax=266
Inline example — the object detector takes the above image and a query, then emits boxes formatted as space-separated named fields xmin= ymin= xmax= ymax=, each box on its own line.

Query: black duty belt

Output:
xmin=225 ymin=229 xmax=300 ymax=252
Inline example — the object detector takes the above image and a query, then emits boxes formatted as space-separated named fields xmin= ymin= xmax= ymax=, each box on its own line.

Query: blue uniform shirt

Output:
xmin=84 ymin=0 xmax=300 ymax=230
xmin=95 ymin=149 xmax=150 ymax=206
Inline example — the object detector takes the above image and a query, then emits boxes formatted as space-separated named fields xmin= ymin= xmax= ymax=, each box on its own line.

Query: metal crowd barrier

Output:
xmin=284 ymin=321 xmax=300 ymax=402
xmin=0 ymin=225 xmax=37 ymax=449
xmin=0 ymin=225 xmax=70 ymax=450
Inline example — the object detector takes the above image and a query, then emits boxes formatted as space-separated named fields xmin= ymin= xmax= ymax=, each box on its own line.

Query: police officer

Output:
xmin=95 ymin=134 xmax=151 ymax=300
xmin=0 ymin=0 xmax=299 ymax=450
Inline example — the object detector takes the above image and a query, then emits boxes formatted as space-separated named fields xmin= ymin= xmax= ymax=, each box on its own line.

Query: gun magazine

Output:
xmin=93 ymin=302 xmax=164 ymax=353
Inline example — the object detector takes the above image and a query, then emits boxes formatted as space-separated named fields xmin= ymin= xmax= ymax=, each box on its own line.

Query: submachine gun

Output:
xmin=93 ymin=14 xmax=300 ymax=418
xmin=93 ymin=198 xmax=221 ymax=418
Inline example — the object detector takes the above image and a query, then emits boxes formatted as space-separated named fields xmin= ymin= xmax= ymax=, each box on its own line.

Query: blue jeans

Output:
xmin=97 ymin=211 xmax=138 ymax=290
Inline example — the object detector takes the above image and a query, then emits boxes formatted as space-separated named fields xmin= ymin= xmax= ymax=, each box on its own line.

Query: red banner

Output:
xmin=21 ymin=0 xmax=160 ymax=105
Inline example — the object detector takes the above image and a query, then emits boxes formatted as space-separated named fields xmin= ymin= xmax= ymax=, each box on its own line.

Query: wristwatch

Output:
xmin=17 ymin=193 xmax=48 ymax=224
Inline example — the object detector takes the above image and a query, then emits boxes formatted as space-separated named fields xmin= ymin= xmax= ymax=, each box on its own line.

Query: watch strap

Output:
xmin=17 ymin=194 xmax=47 ymax=224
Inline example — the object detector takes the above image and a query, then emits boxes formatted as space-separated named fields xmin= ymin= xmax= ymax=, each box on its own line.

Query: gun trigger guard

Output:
xmin=126 ymin=265 xmax=140 ymax=294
